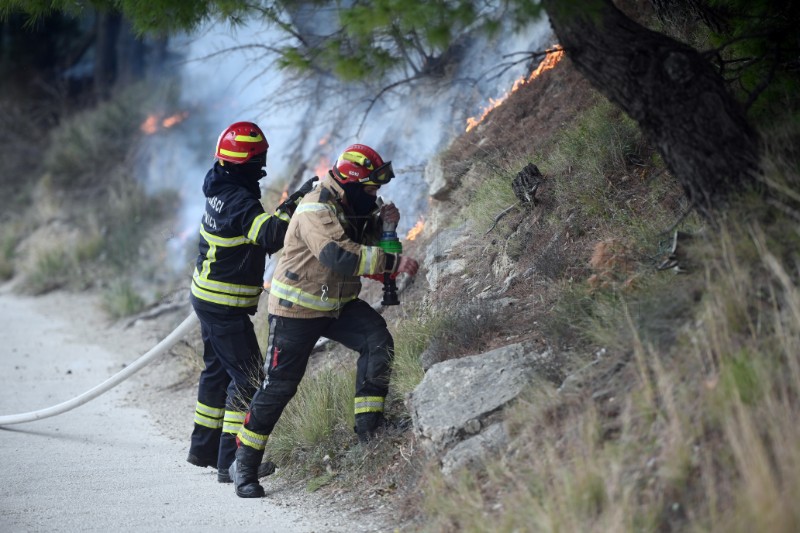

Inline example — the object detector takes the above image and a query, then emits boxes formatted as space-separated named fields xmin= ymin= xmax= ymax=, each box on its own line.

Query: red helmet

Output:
xmin=331 ymin=144 xmax=394 ymax=186
xmin=215 ymin=122 xmax=269 ymax=164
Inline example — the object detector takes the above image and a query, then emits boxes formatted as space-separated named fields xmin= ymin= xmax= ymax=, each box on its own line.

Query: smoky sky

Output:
xmin=143 ymin=13 xmax=552 ymax=274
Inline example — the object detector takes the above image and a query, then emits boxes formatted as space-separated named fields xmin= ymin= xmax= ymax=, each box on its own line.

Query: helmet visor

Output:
xmin=362 ymin=161 xmax=394 ymax=185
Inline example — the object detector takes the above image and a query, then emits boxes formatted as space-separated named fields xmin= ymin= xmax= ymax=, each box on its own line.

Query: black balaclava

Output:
xmin=217 ymin=153 xmax=266 ymax=196
xmin=341 ymin=181 xmax=378 ymax=216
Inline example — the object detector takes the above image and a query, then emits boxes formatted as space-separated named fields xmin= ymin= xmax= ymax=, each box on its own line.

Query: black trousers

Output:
xmin=189 ymin=301 xmax=264 ymax=471
xmin=243 ymin=299 xmax=394 ymax=440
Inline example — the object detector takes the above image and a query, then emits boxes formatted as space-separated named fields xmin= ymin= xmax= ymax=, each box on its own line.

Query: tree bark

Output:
xmin=542 ymin=0 xmax=760 ymax=220
xmin=94 ymin=10 xmax=122 ymax=100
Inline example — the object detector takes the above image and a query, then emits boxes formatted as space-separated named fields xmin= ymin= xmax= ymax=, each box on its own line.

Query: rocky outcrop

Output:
xmin=423 ymin=224 xmax=469 ymax=291
xmin=408 ymin=341 xmax=553 ymax=480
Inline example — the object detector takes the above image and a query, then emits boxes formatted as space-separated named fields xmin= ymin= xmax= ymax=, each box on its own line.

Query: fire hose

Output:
xmin=0 ymin=311 xmax=199 ymax=426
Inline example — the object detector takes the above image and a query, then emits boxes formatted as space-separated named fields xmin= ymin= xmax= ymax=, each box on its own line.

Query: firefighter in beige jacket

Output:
xmin=231 ymin=144 xmax=419 ymax=498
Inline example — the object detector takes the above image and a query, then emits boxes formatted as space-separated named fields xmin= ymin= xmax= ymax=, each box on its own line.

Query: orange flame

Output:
xmin=140 ymin=111 xmax=190 ymax=134
xmin=405 ymin=216 xmax=425 ymax=241
xmin=279 ymin=187 xmax=289 ymax=202
xmin=141 ymin=115 xmax=159 ymax=135
xmin=162 ymin=111 xmax=189 ymax=128
xmin=466 ymin=47 xmax=565 ymax=132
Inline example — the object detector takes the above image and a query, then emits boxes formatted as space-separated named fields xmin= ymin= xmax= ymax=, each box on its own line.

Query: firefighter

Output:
xmin=186 ymin=121 xmax=317 ymax=483
xmin=230 ymin=143 xmax=420 ymax=498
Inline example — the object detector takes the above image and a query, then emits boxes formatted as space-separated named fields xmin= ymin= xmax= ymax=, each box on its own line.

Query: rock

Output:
xmin=441 ymin=422 xmax=508 ymax=480
xmin=424 ymin=224 xmax=470 ymax=291
xmin=425 ymin=154 xmax=453 ymax=200
xmin=408 ymin=341 xmax=543 ymax=455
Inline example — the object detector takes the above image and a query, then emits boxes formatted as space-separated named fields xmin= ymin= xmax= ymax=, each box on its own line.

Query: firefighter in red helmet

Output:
xmin=229 ymin=143 xmax=419 ymax=498
xmin=186 ymin=121 xmax=316 ymax=483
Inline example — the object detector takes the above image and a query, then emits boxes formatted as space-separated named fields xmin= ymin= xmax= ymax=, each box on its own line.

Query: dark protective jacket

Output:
xmin=267 ymin=174 xmax=399 ymax=319
xmin=190 ymin=162 xmax=290 ymax=315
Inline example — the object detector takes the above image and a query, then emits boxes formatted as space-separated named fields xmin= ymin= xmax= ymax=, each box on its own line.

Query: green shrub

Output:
xmin=43 ymin=86 xmax=151 ymax=191
xmin=26 ymin=248 xmax=76 ymax=294
xmin=543 ymin=100 xmax=645 ymax=220
xmin=267 ymin=368 xmax=355 ymax=477
xmin=101 ymin=279 xmax=146 ymax=319
xmin=0 ymin=224 xmax=21 ymax=281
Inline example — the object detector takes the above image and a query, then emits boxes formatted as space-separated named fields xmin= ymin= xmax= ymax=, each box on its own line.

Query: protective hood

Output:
xmin=341 ymin=181 xmax=378 ymax=217
xmin=202 ymin=161 xmax=263 ymax=199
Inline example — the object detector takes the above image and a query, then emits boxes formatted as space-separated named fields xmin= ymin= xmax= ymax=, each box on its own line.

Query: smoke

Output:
xmin=142 ymin=12 xmax=553 ymax=275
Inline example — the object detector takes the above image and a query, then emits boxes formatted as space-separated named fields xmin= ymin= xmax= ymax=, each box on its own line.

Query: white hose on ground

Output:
xmin=0 ymin=311 xmax=199 ymax=426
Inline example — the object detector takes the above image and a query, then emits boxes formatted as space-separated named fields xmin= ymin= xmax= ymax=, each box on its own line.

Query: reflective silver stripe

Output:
xmin=238 ymin=427 xmax=269 ymax=451
xmin=194 ymin=401 xmax=224 ymax=428
xmin=192 ymin=268 xmax=261 ymax=296
xmin=223 ymin=411 xmax=246 ymax=435
xmin=296 ymin=202 xmax=336 ymax=215
xmin=246 ymin=213 xmax=273 ymax=242
xmin=270 ymin=279 xmax=356 ymax=312
xmin=356 ymin=246 xmax=380 ymax=275
xmin=354 ymin=396 xmax=385 ymax=414
xmin=191 ymin=282 xmax=261 ymax=308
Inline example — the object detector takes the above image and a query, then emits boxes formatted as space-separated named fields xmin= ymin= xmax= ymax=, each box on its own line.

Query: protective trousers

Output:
xmin=189 ymin=305 xmax=264 ymax=471
xmin=238 ymin=299 xmax=393 ymax=451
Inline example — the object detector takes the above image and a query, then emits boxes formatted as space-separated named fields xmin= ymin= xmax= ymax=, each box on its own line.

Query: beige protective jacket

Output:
xmin=267 ymin=174 xmax=399 ymax=318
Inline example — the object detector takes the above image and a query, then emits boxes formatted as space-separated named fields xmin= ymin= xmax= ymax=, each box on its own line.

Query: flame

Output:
xmin=466 ymin=47 xmax=565 ymax=132
xmin=318 ymin=133 xmax=331 ymax=146
xmin=279 ymin=187 xmax=289 ymax=202
xmin=140 ymin=111 xmax=190 ymax=134
xmin=405 ymin=216 xmax=425 ymax=241
xmin=162 ymin=111 xmax=189 ymax=128
xmin=141 ymin=115 xmax=159 ymax=135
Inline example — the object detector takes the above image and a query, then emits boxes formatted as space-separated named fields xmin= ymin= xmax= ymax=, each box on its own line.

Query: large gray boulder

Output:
xmin=408 ymin=342 xmax=550 ymax=466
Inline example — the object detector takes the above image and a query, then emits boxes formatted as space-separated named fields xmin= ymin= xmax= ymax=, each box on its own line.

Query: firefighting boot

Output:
xmin=230 ymin=445 xmax=266 ymax=498
xmin=218 ymin=459 xmax=276 ymax=483
xmin=354 ymin=412 xmax=387 ymax=443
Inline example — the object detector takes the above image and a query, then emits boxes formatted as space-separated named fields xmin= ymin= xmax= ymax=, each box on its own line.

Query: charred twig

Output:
xmin=485 ymin=204 xmax=518 ymax=235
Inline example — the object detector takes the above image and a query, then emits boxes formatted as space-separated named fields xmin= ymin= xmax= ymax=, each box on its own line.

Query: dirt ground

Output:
xmin=0 ymin=281 xmax=398 ymax=532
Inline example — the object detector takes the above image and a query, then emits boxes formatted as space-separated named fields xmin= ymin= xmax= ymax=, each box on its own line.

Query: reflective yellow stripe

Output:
xmin=356 ymin=246 xmax=380 ymax=275
xmin=341 ymin=150 xmax=372 ymax=169
xmin=223 ymin=411 xmax=246 ymax=435
xmin=276 ymin=210 xmax=291 ymax=223
xmin=200 ymin=226 xmax=252 ymax=246
xmin=354 ymin=396 xmax=385 ymax=414
xmin=234 ymin=133 xmax=264 ymax=143
xmin=194 ymin=401 xmax=224 ymax=428
xmin=270 ymin=279 xmax=356 ymax=312
xmin=219 ymin=147 xmax=249 ymax=158
xmin=193 ymin=268 xmax=261 ymax=296
xmin=247 ymin=213 xmax=273 ymax=242
xmin=191 ymin=283 xmax=262 ymax=307
xmin=238 ymin=427 xmax=269 ymax=451
xmin=196 ymin=402 xmax=224 ymax=417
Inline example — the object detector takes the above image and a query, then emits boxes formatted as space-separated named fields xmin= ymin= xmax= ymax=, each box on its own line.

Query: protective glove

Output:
xmin=277 ymin=176 xmax=319 ymax=217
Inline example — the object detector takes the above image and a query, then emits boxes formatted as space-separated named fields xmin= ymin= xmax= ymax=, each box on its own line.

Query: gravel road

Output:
xmin=0 ymin=287 xmax=393 ymax=533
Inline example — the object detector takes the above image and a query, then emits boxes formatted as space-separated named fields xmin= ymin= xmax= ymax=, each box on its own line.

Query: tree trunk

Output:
xmin=542 ymin=0 xmax=760 ymax=219
xmin=115 ymin=18 xmax=145 ymax=87
xmin=94 ymin=10 xmax=122 ymax=100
